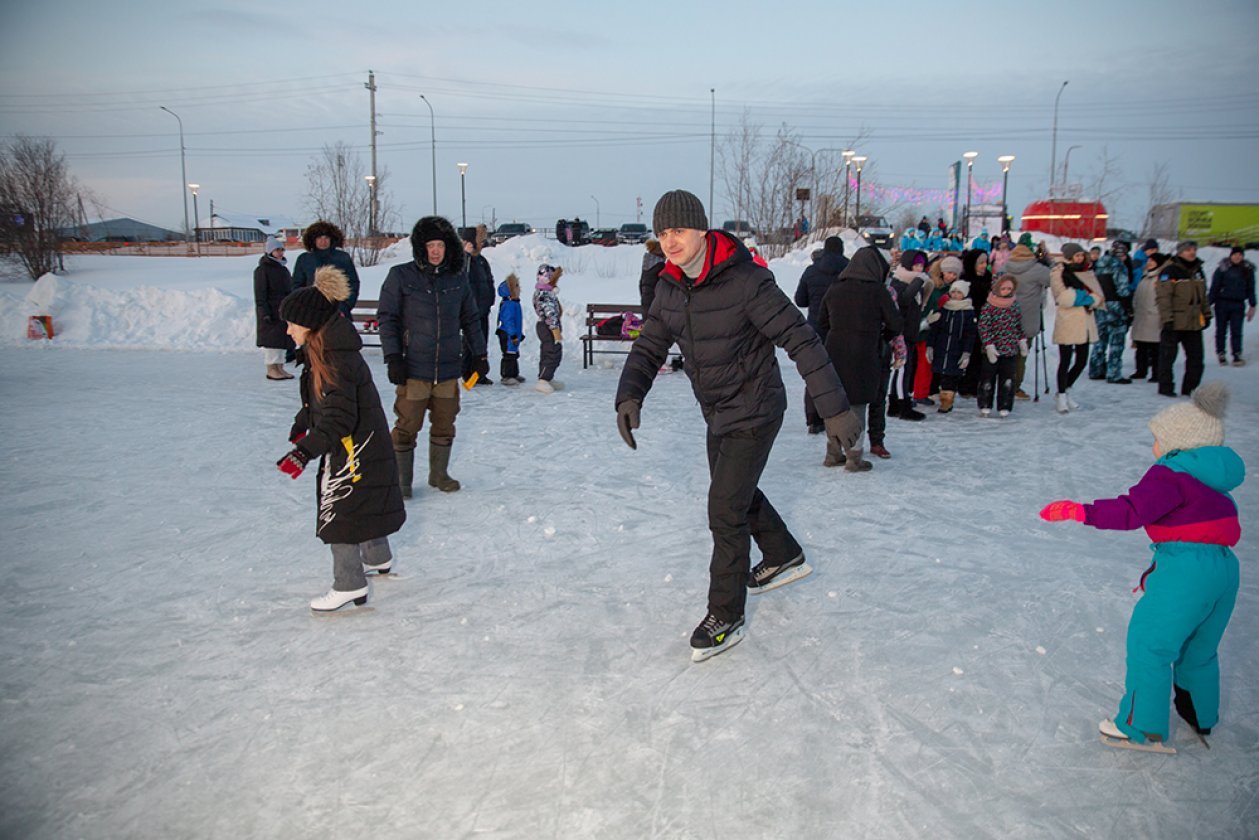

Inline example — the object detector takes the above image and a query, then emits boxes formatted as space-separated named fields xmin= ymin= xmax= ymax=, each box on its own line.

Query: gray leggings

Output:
xmin=330 ymin=537 xmax=392 ymax=591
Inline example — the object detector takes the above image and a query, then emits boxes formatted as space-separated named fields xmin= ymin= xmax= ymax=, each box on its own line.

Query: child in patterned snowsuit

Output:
xmin=1040 ymin=383 xmax=1243 ymax=746
xmin=975 ymin=275 xmax=1027 ymax=417
xmin=532 ymin=264 xmax=564 ymax=393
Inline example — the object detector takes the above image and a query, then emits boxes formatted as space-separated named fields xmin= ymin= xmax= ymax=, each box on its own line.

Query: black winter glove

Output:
xmin=474 ymin=355 xmax=490 ymax=378
xmin=385 ymin=354 xmax=407 ymax=386
xmin=824 ymin=410 xmax=862 ymax=451
xmin=616 ymin=400 xmax=641 ymax=450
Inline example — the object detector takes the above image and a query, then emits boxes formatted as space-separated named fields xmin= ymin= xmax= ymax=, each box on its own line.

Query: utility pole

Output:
xmin=365 ymin=71 xmax=379 ymax=236
xmin=1050 ymin=80 xmax=1068 ymax=195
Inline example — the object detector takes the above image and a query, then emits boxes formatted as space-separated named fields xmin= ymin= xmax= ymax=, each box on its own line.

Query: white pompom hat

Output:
xmin=1148 ymin=383 xmax=1228 ymax=453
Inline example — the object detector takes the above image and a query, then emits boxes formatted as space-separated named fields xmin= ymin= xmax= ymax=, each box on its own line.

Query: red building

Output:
xmin=1020 ymin=200 xmax=1108 ymax=240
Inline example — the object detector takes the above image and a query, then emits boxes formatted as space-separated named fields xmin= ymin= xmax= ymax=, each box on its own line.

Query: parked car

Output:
xmin=488 ymin=222 xmax=534 ymax=246
xmin=590 ymin=228 xmax=619 ymax=247
xmin=617 ymin=222 xmax=649 ymax=244
xmin=856 ymin=214 xmax=893 ymax=248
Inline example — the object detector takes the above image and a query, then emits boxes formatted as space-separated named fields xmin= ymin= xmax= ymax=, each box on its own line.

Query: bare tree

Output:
xmin=303 ymin=142 xmax=395 ymax=266
xmin=1085 ymin=145 xmax=1126 ymax=221
xmin=1140 ymin=160 xmax=1179 ymax=236
xmin=0 ymin=135 xmax=82 ymax=280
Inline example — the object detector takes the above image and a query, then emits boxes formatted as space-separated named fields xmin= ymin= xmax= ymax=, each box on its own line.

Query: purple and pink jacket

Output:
xmin=1082 ymin=446 xmax=1244 ymax=547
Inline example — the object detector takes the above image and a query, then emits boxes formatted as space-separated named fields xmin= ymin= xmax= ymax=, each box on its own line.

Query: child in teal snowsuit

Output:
xmin=1040 ymin=382 xmax=1243 ymax=745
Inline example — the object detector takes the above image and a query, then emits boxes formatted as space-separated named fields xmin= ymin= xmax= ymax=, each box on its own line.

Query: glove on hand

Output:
xmin=277 ymin=446 xmax=311 ymax=480
xmin=551 ymin=327 xmax=563 ymax=342
xmin=474 ymin=355 xmax=490 ymax=378
xmin=385 ymin=354 xmax=407 ymax=386
xmin=824 ymin=410 xmax=862 ymax=451
xmin=288 ymin=423 xmax=307 ymax=445
xmin=985 ymin=345 xmax=999 ymax=365
xmin=1018 ymin=338 xmax=1029 ymax=357
xmin=616 ymin=400 xmax=641 ymax=449
xmin=960 ymin=352 xmax=971 ymax=370
xmin=1039 ymin=500 xmax=1085 ymax=523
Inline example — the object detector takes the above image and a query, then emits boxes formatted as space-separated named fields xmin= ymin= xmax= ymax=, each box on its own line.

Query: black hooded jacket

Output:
xmin=794 ymin=251 xmax=849 ymax=326
xmin=816 ymin=248 xmax=903 ymax=405
xmin=617 ymin=230 xmax=850 ymax=435
xmin=291 ymin=316 xmax=405 ymax=546
xmin=377 ymin=216 xmax=486 ymax=382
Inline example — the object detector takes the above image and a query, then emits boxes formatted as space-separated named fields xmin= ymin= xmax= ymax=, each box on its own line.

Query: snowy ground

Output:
xmin=0 ymin=244 xmax=1257 ymax=839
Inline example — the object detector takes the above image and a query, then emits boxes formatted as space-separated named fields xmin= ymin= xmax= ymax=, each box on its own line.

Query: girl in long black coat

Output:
xmin=276 ymin=266 xmax=406 ymax=612
xmin=254 ymin=236 xmax=295 ymax=380
xmin=816 ymin=247 xmax=902 ymax=469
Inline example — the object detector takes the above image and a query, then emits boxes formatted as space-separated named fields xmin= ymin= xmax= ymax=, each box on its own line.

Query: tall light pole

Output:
xmin=590 ymin=195 xmax=600 ymax=227
xmin=997 ymin=155 xmax=1015 ymax=235
xmin=188 ymin=183 xmax=200 ymax=255
xmin=842 ymin=149 xmax=855 ymax=227
xmin=457 ymin=162 xmax=468 ymax=229
xmin=962 ymin=151 xmax=979 ymax=237
xmin=419 ymin=94 xmax=437 ymax=215
xmin=365 ymin=175 xmax=376 ymax=236
xmin=709 ymin=88 xmax=715 ymax=225
xmin=159 ymin=106 xmax=190 ymax=247
xmin=1050 ymin=80 xmax=1069 ymax=194
xmin=852 ymin=155 xmax=867 ymax=223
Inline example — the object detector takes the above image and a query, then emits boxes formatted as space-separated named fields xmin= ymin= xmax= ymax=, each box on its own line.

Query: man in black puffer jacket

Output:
xmin=378 ymin=216 xmax=488 ymax=497
xmin=615 ymin=190 xmax=861 ymax=664
xmin=794 ymin=235 xmax=849 ymax=432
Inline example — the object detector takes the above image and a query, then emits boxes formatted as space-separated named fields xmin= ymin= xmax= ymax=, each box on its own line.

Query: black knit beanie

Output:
xmin=279 ymin=266 xmax=351 ymax=329
xmin=652 ymin=190 xmax=708 ymax=234
xmin=823 ymin=235 xmax=844 ymax=255
xmin=280 ymin=286 xmax=338 ymax=329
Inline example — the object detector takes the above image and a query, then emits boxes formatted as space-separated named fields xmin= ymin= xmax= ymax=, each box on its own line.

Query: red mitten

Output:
xmin=277 ymin=447 xmax=311 ymax=479
xmin=1039 ymin=500 xmax=1085 ymax=523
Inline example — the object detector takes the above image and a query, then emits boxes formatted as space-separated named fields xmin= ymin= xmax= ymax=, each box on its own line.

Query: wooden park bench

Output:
xmin=580 ymin=303 xmax=644 ymax=369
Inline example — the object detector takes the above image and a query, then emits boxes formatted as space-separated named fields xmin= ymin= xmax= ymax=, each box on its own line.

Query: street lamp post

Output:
xmin=1050 ymin=80 xmax=1069 ymax=194
xmin=852 ymin=155 xmax=867 ymax=223
xmin=419 ymin=95 xmax=437 ymax=215
xmin=159 ymin=106 xmax=191 ymax=248
xmin=1061 ymin=145 xmax=1082 ymax=190
xmin=365 ymin=175 xmax=376 ymax=236
xmin=590 ymin=195 xmax=600 ymax=227
xmin=962 ymin=151 xmax=979 ymax=238
xmin=841 ymin=149 xmax=855 ymax=227
xmin=997 ymin=155 xmax=1015 ymax=235
xmin=457 ymin=163 xmax=468 ymax=229
xmin=188 ymin=183 xmax=200 ymax=255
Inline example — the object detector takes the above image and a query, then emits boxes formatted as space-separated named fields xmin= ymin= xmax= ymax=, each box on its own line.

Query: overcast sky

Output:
xmin=2 ymin=0 xmax=1256 ymax=236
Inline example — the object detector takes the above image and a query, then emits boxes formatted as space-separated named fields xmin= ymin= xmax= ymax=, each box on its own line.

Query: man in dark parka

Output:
xmin=816 ymin=247 xmax=903 ymax=471
xmin=615 ymin=190 xmax=861 ymax=663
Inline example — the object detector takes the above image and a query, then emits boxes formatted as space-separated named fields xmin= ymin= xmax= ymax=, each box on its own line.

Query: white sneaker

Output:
xmin=549 ymin=380 xmax=565 ymax=391
xmin=502 ymin=377 xmax=519 ymax=387
xmin=310 ymin=586 xmax=368 ymax=612
xmin=1067 ymin=393 xmax=1080 ymax=410
xmin=998 ymin=409 xmax=1010 ymax=418
xmin=980 ymin=408 xmax=991 ymax=417
xmin=534 ymin=379 xmax=554 ymax=394
xmin=1055 ymin=393 xmax=1069 ymax=414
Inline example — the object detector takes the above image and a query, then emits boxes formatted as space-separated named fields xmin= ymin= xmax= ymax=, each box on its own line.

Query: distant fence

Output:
xmin=60 ymin=237 xmax=401 ymax=258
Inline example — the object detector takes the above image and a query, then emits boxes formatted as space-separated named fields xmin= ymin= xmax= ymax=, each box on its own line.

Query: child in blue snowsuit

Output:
xmin=495 ymin=273 xmax=525 ymax=385
xmin=1040 ymin=383 xmax=1243 ymax=746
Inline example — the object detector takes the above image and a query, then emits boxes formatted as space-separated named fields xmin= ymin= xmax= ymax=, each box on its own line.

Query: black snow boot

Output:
xmin=1173 ymin=684 xmax=1211 ymax=735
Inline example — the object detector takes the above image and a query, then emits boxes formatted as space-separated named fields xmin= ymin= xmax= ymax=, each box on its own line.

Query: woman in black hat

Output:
xmin=276 ymin=266 xmax=406 ymax=612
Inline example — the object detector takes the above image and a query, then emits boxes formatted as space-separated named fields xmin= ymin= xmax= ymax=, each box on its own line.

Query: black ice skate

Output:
xmin=747 ymin=552 xmax=812 ymax=594
xmin=690 ymin=613 xmax=745 ymax=662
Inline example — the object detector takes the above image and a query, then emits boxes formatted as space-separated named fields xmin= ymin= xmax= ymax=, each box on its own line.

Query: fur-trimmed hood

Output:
xmin=410 ymin=216 xmax=465 ymax=273
xmin=301 ymin=220 xmax=345 ymax=252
